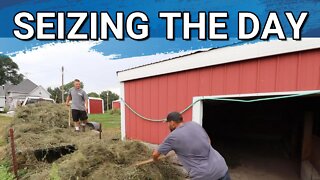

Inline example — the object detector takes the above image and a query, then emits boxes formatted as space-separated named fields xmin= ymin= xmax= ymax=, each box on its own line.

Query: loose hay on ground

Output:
xmin=52 ymin=140 xmax=185 ymax=180
xmin=4 ymin=103 xmax=185 ymax=180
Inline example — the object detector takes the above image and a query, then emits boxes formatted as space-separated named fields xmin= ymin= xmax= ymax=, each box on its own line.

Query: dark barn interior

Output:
xmin=202 ymin=95 xmax=320 ymax=179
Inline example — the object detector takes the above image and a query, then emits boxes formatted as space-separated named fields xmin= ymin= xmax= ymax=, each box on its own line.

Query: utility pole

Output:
xmin=106 ymin=91 xmax=109 ymax=112
xmin=61 ymin=66 xmax=64 ymax=103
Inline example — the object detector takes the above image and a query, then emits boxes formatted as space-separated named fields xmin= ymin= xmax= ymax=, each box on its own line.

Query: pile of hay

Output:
xmin=11 ymin=103 xmax=70 ymax=150
xmin=4 ymin=103 xmax=185 ymax=180
xmin=30 ymin=139 xmax=184 ymax=180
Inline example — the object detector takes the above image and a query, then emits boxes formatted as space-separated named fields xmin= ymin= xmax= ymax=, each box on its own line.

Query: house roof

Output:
xmin=29 ymin=85 xmax=51 ymax=97
xmin=8 ymin=79 xmax=38 ymax=93
xmin=117 ymin=38 xmax=320 ymax=82
xmin=4 ymin=83 xmax=13 ymax=93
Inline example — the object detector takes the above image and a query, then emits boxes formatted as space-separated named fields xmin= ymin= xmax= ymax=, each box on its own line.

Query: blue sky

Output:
xmin=1 ymin=0 xmax=319 ymax=58
xmin=1 ymin=0 xmax=320 ymax=39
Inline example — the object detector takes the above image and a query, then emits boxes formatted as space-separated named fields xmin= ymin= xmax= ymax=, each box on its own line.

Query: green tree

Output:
xmin=88 ymin=92 xmax=100 ymax=98
xmin=100 ymin=90 xmax=119 ymax=111
xmin=0 ymin=54 xmax=23 ymax=85
xmin=47 ymin=87 xmax=62 ymax=103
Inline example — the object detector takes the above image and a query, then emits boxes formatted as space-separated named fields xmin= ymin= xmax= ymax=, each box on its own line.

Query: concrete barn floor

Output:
xmin=217 ymin=139 xmax=301 ymax=180
xmin=229 ymin=153 xmax=300 ymax=180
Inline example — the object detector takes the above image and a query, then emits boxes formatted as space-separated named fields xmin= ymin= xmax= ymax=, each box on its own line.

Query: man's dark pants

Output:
xmin=218 ymin=171 xmax=231 ymax=180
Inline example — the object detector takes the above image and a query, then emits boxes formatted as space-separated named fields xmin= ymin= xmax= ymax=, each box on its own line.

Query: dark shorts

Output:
xmin=72 ymin=109 xmax=88 ymax=122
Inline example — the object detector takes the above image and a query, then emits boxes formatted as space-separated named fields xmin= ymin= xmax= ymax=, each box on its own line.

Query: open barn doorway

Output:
xmin=195 ymin=92 xmax=320 ymax=180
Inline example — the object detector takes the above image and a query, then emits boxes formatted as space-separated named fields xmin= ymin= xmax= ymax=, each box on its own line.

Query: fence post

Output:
xmin=9 ymin=128 xmax=18 ymax=179
xmin=99 ymin=123 xmax=102 ymax=139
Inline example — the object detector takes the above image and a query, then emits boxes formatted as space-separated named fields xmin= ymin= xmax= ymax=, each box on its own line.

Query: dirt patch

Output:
xmin=3 ymin=103 xmax=185 ymax=180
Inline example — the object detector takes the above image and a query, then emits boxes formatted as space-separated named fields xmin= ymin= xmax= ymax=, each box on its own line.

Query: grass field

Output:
xmin=0 ymin=114 xmax=12 ymax=146
xmin=88 ymin=112 xmax=121 ymax=129
xmin=0 ymin=114 xmax=14 ymax=180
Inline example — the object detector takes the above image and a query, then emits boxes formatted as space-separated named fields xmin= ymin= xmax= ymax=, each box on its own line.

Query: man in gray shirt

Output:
xmin=152 ymin=112 xmax=230 ymax=180
xmin=66 ymin=79 xmax=89 ymax=132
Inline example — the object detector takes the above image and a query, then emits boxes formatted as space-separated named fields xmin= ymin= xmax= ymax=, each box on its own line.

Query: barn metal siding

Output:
xmin=124 ymin=49 xmax=320 ymax=144
xmin=89 ymin=99 xmax=103 ymax=114
xmin=112 ymin=101 xmax=120 ymax=110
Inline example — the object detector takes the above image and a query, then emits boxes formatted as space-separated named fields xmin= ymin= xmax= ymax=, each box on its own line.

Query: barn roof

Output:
xmin=117 ymin=39 xmax=320 ymax=82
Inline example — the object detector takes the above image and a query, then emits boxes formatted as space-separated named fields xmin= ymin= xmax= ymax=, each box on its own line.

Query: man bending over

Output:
xmin=152 ymin=112 xmax=231 ymax=180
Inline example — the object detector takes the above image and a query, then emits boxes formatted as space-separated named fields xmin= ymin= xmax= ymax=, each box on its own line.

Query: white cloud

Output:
xmin=11 ymin=41 xmax=195 ymax=95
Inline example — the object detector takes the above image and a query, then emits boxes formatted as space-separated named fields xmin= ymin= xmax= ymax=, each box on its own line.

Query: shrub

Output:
xmin=3 ymin=106 xmax=9 ymax=113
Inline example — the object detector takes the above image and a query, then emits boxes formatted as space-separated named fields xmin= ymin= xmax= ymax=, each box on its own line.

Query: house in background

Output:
xmin=4 ymin=79 xmax=51 ymax=111
xmin=0 ymin=86 xmax=5 ymax=112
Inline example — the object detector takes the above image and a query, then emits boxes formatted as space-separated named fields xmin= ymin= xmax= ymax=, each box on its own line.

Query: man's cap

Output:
xmin=166 ymin=112 xmax=183 ymax=122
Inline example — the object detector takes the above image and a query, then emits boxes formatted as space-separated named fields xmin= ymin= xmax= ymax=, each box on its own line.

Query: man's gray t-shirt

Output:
xmin=68 ymin=87 xmax=88 ymax=111
xmin=158 ymin=122 xmax=228 ymax=180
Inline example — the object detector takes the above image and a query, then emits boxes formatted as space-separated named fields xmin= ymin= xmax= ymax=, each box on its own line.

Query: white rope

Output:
xmin=120 ymin=98 xmax=166 ymax=122
xmin=120 ymin=90 xmax=320 ymax=122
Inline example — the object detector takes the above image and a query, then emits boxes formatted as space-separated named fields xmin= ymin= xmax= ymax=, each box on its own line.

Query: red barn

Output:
xmin=112 ymin=100 xmax=120 ymax=110
xmin=88 ymin=97 xmax=104 ymax=114
xmin=117 ymin=39 xmax=320 ymax=178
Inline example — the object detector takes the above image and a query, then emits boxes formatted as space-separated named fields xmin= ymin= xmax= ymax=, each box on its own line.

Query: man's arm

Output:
xmin=66 ymin=95 xmax=71 ymax=106
xmin=66 ymin=89 xmax=72 ymax=106
xmin=84 ymin=91 xmax=88 ymax=112
xmin=152 ymin=135 xmax=174 ymax=161
xmin=85 ymin=99 xmax=88 ymax=112
xmin=152 ymin=149 xmax=161 ymax=161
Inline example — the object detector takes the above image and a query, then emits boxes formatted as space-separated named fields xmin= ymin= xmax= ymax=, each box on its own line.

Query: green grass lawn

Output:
xmin=0 ymin=115 xmax=14 ymax=180
xmin=88 ymin=112 xmax=120 ymax=129
xmin=0 ymin=114 xmax=13 ymax=146
xmin=0 ymin=114 xmax=13 ymax=124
